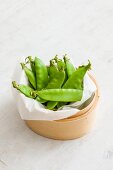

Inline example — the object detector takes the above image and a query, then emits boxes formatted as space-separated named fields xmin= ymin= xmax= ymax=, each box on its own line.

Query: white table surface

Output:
xmin=0 ymin=0 xmax=113 ymax=169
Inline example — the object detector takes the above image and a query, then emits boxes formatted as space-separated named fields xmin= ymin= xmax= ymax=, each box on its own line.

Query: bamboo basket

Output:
xmin=25 ymin=74 xmax=99 ymax=140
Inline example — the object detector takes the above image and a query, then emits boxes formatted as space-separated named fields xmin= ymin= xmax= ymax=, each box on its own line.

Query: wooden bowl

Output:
xmin=25 ymin=74 xmax=99 ymax=140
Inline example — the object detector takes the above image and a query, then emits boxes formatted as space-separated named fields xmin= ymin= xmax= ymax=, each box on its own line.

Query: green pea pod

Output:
xmin=63 ymin=54 xmax=75 ymax=77
xmin=57 ymin=102 xmax=67 ymax=109
xmin=34 ymin=89 xmax=83 ymax=102
xmin=25 ymin=56 xmax=36 ymax=75
xmin=21 ymin=63 xmax=36 ymax=89
xmin=12 ymin=81 xmax=45 ymax=104
xmin=46 ymin=69 xmax=65 ymax=89
xmin=12 ymin=81 xmax=34 ymax=98
xmin=46 ymin=101 xmax=58 ymax=110
xmin=54 ymin=55 xmax=68 ymax=108
xmin=46 ymin=60 xmax=65 ymax=109
xmin=35 ymin=60 xmax=57 ymax=106
xmin=63 ymin=60 xmax=91 ymax=90
xmin=47 ymin=57 xmax=58 ymax=76
xmin=48 ymin=59 xmax=58 ymax=79
xmin=36 ymin=96 xmax=47 ymax=103
xmin=54 ymin=56 xmax=68 ymax=84
xmin=56 ymin=60 xmax=91 ymax=109
xmin=35 ymin=57 xmax=48 ymax=90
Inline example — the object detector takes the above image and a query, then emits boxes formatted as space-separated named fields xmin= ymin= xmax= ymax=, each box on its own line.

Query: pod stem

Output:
xmin=12 ymin=81 xmax=19 ymax=90
xmin=50 ymin=59 xmax=56 ymax=66
xmin=54 ymin=55 xmax=58 ymax=61
xmin=25 ymin=57 xmax=30 ymax=64
xmin=20 ymin=63 xmax=25 ymax=69
xmin=87 ymin=60 xmax=91 ymax=70
xmin=31 ymin=91 xmax=38 ymax=98
xmin=63 ymin=54 xmax=69 ymax=62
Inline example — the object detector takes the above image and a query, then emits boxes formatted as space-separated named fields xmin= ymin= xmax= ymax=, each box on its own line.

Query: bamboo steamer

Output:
xmin=25 ymin=74 xmax=99 ymax=140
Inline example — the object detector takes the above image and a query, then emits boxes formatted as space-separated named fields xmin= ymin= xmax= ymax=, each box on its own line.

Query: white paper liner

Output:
xmin=12 ymin=62 xmax=97 ymax=121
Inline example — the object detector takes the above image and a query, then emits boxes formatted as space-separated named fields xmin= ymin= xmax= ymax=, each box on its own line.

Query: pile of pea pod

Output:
xmin=12 ymin=55 xmax=91 ymax=110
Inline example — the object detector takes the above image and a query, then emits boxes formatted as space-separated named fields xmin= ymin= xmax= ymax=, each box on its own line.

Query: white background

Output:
xmin=0 ymin=0 xmax=113 ymax=169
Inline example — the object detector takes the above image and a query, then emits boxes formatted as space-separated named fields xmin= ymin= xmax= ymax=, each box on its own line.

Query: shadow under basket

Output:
xmin=25 ymin=74 xmax=100 ymax=140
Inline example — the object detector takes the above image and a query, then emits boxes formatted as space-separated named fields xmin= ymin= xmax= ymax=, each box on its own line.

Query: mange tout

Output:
xmin=12 ymin=55 xmax=91 ymax=111
xmin=32 ymin=89 xmax=83 ymax=102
